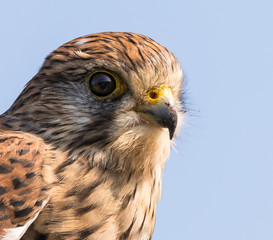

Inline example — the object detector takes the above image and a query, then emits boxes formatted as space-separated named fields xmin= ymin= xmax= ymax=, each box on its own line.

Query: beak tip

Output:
xmin=143 ymin=105 xmax=178 ymax=140
xmin=137 ymin=101 xmax=178 ymax=140
xmin=167 ymin=110 xmax=177 ymax=140
xmin=169 ymin=128 xmax=175 ymax=140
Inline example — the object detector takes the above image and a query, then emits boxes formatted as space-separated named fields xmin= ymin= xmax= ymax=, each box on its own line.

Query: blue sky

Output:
xmin=0 ymin=1 xmax=272 ymax=239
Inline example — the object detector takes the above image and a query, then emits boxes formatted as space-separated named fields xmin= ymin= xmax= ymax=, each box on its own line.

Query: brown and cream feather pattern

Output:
xmin=0 ymin=32 xmax=184 ymax=239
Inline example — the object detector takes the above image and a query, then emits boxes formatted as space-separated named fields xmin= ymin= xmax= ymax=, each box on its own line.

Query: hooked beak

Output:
xmin=136 ymin=87 xmax=178 ymax=140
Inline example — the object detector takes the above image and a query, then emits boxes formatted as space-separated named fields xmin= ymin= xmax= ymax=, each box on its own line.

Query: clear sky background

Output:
xmin=0 ymin=1 xmax=272 ymax=239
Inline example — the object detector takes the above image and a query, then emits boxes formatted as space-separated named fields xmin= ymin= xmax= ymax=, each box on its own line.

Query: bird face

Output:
xmin=6 ymin=32 xmax=183 ymax=172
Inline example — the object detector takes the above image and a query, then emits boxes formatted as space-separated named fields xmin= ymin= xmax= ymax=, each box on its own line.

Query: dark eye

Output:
xmin=89 ymin=72 xmax=117 ymax=97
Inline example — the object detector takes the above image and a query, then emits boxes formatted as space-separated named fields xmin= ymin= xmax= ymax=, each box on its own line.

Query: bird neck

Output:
xmin=33 ymin=149 xmax=164 ymax=239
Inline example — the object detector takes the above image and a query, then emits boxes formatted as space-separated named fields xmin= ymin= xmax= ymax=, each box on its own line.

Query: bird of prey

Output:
xmin=0 ymin=32 xmax=183 ymax=240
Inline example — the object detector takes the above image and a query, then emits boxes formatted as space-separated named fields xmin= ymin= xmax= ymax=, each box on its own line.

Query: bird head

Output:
xmin=5 ymin=32 xmax=184 ymax=173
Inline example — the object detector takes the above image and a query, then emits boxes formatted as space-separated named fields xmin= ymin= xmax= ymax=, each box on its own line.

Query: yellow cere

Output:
xmin=146 ymin=86 xmax=173 ymax=104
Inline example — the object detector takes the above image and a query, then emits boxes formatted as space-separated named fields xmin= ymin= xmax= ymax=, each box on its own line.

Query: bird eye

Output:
xmin=88 ymin=71 xmax=117 ymax=97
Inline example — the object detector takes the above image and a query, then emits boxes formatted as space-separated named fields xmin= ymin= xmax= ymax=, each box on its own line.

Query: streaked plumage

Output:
xmin=0 ymin=32 xmax=184 ymax=239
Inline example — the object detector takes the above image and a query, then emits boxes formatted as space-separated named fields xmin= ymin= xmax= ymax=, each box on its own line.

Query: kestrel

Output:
xmin=0 ymin=32 xmax=183 ymax=240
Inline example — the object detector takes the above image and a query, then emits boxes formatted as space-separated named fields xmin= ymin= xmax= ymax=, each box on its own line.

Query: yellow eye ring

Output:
xmin=88 ymin=70 xmax=125 ymax=98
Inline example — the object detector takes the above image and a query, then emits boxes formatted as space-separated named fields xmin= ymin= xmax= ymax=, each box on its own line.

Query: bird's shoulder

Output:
xmin=0 ymin=130 xmax=49 ymax=239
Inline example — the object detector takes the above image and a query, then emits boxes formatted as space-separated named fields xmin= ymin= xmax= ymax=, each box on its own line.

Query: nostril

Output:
xmin=149 ymin=91 xmax=158 ymax=99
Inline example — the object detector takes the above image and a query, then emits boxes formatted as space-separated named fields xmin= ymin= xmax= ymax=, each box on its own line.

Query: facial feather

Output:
xmin=0 ymin=32 xmax=184 ymax=240
xmin=3 ymin=32 xmax=183 ymax=173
